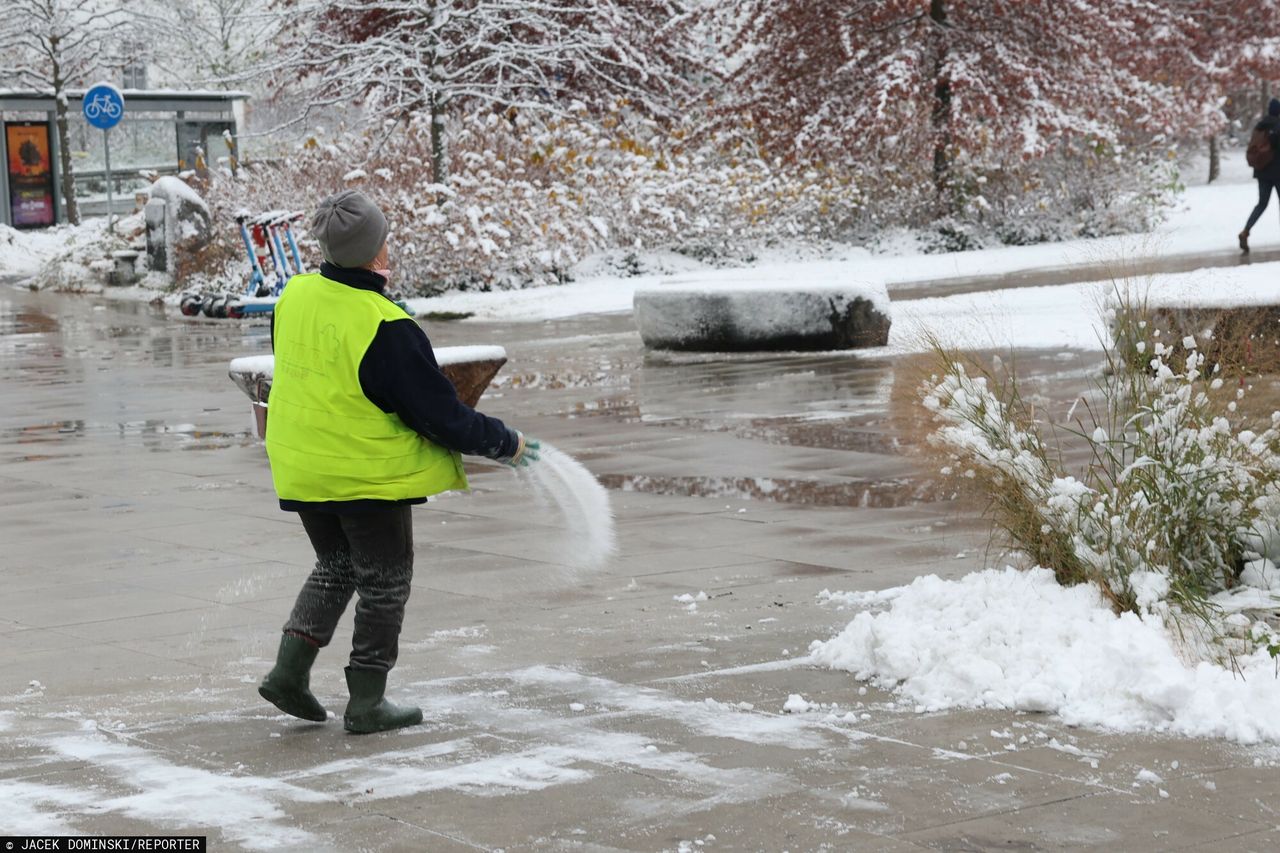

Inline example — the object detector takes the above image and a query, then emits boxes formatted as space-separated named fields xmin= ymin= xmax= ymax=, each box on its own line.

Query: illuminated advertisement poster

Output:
xmin=5 ymin=121 xmax=56 ymax=228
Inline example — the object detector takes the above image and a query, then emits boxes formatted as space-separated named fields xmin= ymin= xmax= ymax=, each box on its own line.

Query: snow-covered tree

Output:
xmin=0 ymin=0 xmax=129 ymax=224
xmin=135 ymin=0 xmax=278 ymax=85
xmin=713 ymin=0 xmax=1213 ymax=211
xmin=272 ymin=0 xmax=699 ymax=184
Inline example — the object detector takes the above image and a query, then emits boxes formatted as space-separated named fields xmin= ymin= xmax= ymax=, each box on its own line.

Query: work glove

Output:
xmin=505 ymin=433 xmax=542 ymax=468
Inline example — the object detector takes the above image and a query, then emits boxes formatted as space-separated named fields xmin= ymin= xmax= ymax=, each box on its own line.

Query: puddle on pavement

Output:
xmin=0 ymin=289 xmax=1107 ymax=508
xmin=1 ymin=419 xmax=252 ymax=452
xmin=0 ymin=306 xmax=59 ymax=336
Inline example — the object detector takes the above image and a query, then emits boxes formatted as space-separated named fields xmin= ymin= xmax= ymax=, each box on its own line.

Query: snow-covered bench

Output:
xmin=228 ymin=346 xmax=508 ymax=439
xmin=633 ymin=264 xmax=891 ymax=351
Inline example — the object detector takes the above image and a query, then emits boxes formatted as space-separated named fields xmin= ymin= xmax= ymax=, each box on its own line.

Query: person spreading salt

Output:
xmin=256 ymin=190 xmax=542 ymax=734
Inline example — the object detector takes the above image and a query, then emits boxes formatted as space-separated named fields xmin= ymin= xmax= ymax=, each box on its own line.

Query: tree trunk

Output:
xmin=50 ymin=49 xmax=80 ymax=225
xmin=425 ymin=1 xmax=445 ymax=190
xmin=1208 ymin=134 xmax=1220 ymax=184
xmin=929 ymin=0 xmax=952 ymax=209
xmin=430 ymin=92 xmax=446 ymax=187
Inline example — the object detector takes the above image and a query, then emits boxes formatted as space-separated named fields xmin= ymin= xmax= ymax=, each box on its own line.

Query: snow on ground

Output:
xmin=0 ymin=220 xmax=110 ymax=278
xmin=889 ymin=261 xmax=1280 ymax=353
xmin=6 ymin=151 xmax=1274 ymax=351
xmin=4 ymin=666 xmax=852 ymax=843
xmin=404 ymin=171 xmax=1273 ymax=324
xmin=810 ymin=567 xmax=1280 ymax=744
xmin=2 ymin=720 xmax=328 ymax=844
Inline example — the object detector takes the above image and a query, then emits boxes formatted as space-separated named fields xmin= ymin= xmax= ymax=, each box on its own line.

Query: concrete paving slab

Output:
xmin=4 ymin=287 xmax=1278 ymax=850
xmin=311 ymin=814 xmax=488 ymax=852
xmin=899 ymin=788 xmax=1270 ymax=851
xmin=1188 ymin=829 xmax=1280 ymax=853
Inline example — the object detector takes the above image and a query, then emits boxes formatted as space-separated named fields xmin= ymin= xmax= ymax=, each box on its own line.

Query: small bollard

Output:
xmin=144 ymin=197 xmax=168 ymax=274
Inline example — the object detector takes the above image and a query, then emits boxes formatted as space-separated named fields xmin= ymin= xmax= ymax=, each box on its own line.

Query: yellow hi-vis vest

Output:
xmin=265 ymin=272 xmax=468 ymax=503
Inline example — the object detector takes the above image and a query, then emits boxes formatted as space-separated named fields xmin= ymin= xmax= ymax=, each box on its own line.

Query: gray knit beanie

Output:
xmin=310 ymin=190 xmax=389 ymax=268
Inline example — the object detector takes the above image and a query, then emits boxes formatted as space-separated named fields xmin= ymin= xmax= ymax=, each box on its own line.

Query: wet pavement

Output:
xmin=2 ymin=281 xmax=1278 ymax=852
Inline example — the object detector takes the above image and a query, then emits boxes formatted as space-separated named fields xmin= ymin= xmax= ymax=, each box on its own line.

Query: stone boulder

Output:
xmin=147 ymin=176 xmax=212 ymax=280
xmin=634 ymin=265 xmax=891 ymax=352
xmin=229 ymin=346 xmax=508 ymax=439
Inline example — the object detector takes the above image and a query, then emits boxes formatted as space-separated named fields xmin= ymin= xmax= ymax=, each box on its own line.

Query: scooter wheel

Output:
xmin=202 ymin=294 xmax=229 ymax=318
xmin=179 ymin=294 xmax=203 ymax=316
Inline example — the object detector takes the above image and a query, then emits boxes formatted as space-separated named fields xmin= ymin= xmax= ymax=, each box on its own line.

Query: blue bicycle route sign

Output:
xmin=82 ymin=82 xmax=124 ymax=130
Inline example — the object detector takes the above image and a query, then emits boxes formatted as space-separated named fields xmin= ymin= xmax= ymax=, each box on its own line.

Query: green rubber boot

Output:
xmin=343 ymin=666 xmax=423 ymax=734
xmin=258 ymin=634 xmax=328 ymax=723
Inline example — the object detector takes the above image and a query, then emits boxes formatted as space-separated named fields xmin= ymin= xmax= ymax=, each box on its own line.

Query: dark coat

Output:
xmin=271 ymin=262 xmax=519 ymax=513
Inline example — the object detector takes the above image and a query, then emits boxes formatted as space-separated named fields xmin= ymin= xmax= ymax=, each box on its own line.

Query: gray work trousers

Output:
xmin=284 ymin=505 xmax=414 ymax=672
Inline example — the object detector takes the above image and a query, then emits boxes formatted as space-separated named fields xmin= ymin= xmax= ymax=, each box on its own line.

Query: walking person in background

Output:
xmin=257 ymin=190 xmax=540 ymax=734
xmin=1240 ymin=98 xmax=1280 ymax=253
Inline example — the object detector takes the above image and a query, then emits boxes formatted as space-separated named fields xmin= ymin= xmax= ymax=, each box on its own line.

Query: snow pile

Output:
xmin=514 ymin=443 xmax=616 ymax=572
xmin=0 ymin=223 xmax=71 ymax=277
xmin=810 ymin=567 xmax=1280 ymax=743
xmin=2 ymin=218 xmax=132 ymax=287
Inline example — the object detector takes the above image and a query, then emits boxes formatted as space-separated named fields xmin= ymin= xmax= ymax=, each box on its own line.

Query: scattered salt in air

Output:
xmin=513 ymin=443 xmax=616 ymax=572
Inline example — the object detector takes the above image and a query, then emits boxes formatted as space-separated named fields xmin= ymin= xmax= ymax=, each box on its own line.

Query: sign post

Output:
xmin=82 ymin=82 xmax=125 ymax=228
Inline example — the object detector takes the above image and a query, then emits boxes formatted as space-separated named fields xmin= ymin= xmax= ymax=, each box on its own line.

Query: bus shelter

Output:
xmin=0 ymin=89 xmax=248 ymax=228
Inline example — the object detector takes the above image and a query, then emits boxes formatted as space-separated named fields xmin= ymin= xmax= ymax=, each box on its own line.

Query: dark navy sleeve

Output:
xmin=357 ymin=317 xmax=520 ymax=460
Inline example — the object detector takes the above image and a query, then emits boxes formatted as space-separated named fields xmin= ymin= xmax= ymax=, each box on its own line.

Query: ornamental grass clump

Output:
xmin=922 ymin=292 xmax=1280 ymax=636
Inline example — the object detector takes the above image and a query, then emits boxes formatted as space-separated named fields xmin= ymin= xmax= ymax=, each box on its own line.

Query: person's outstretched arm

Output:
xmin=358 ymin=317 xmax=522 ymax=461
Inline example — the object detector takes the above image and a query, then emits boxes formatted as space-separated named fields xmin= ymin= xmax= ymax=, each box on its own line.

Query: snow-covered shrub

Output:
xmin=906 ymin=142 xmax=1182 ymax=251
xmin=922 ymin=305 xmax=1280 ymax=633
xmin=29 ymin=217 xmax=139 ymax=292
xmin=199 ymin=105 xmax=868 ymax=294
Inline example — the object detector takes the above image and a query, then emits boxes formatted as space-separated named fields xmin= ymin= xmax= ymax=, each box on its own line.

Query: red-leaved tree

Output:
xmin=714 ymin=0 xmax=1244 ymax=211
xmin=1162 ymin=1 xmax=1280 ymax=181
